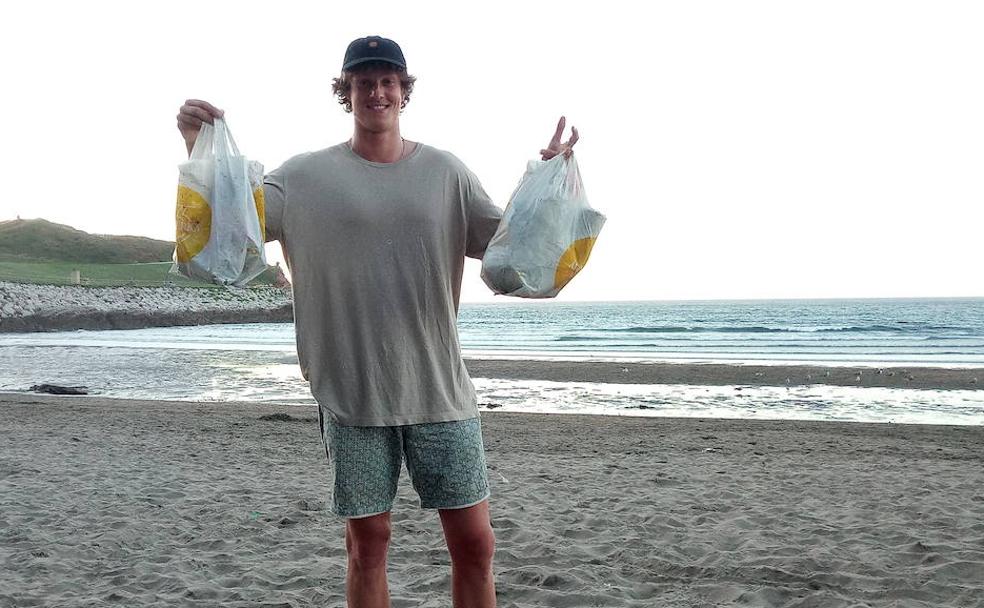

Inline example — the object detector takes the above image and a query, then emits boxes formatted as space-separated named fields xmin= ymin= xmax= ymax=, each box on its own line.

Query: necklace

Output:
xmin=348 ymin=137 xmax=409 ymax=163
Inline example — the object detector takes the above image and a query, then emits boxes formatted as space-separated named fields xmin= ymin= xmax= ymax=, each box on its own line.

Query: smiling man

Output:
xmin=176 ymin=35 xmax=577 ymax=608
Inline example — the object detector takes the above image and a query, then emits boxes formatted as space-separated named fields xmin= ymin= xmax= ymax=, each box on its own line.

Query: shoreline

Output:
xmin=2 ymin=391 xmax=982 ymax=429
xmin=2 ymin=390 xmax=979 ymax=428
xmin=2 ymin=394 xmax=981 ymax=606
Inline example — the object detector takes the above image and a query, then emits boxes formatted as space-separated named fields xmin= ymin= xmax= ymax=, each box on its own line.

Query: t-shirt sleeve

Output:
xmin=463 ymin=170 xmax=503 ymax=260
xmin=262 ymin=166 xmax=287 ymax=243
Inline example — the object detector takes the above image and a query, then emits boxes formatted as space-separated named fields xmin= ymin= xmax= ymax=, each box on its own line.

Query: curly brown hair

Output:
xmin=331 ymin=61 xmax=417 ymax=113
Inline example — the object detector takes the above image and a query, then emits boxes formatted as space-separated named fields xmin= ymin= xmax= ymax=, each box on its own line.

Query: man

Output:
xmin=176 ymin=36 xmax=578 ymax=608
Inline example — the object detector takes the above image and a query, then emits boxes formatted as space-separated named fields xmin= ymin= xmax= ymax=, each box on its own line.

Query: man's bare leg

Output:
xmin=346 ymin=512 xmax=392 ymax=608
xmin=439 ymin=500 xmax=496 ymax=608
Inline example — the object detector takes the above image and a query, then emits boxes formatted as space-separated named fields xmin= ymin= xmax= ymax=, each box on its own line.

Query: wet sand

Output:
xmin=465 ymin=359 xmax=984 ymax=390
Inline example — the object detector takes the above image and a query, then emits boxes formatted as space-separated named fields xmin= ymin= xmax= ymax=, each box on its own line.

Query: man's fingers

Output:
xmin=184 ymin=99 xmax=224 ymax=118
xmin=180 ymin=104 xmax=219 ymax=125
xmin=176 ymin=114 xmax=201 ymax=128
xmin=181 ymin=100 xmax=224 ymax=125
xmin=549 ymin=116 xmax=566 ymax=148
xmin=176 ymin=114 xmax=205 ymax=132
xmin=184 ymin=99 xmax=221 ymax=114
xmin=542 ymin=118 xmax=577 ymax=160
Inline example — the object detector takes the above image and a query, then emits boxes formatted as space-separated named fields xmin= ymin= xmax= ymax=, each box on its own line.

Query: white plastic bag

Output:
xmin=481 ymin=154 xmax=605 ymax=298
xmin=172 ymin=118 xmax=267 ymax=286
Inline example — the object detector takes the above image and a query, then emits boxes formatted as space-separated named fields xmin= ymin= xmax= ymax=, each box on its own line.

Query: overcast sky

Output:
xmin=2 ymin=0 xmax=981 ymax=302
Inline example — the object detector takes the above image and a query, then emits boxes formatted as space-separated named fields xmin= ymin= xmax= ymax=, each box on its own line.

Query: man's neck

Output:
xmin=349 ymin=129 xmax=405 ymax=164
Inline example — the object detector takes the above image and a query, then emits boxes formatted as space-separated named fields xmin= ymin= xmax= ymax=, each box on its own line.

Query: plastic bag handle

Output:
xmin=540 ymin=154 xmax=583 ymax=200
xmin=563 ymin=154 xmax=583 ymax=199
xmin=188 ymin=118 xmax=241 ymax=160
xmin=188 ymin=121 xmax=214 ymax=160
xmin=214 ymin=118 xmax=242 ymax=158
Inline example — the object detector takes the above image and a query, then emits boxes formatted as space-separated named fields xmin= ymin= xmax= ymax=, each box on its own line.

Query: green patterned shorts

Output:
xmin=317 ymin=411 xmax=491 ymax=518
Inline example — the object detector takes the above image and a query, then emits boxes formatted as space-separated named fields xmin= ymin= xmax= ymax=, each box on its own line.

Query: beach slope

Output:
xmin=1 ymin=395 xmax=981 ymax=607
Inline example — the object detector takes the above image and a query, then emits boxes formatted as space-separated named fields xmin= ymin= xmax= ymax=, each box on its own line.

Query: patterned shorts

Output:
xmin=317 ymin=411 xmax=491 ymax=518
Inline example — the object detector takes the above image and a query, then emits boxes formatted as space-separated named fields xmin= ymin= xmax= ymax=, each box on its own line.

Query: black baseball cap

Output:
xmin=342 ymin=36 xmax=407 ymax=71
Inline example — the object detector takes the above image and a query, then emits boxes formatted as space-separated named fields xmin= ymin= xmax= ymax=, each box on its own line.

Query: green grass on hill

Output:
xmin=0 ymin=261 xmax=278 ymax=288
xmin=0 ymin=219 xmax=174 ymax=264
xmin=0 ymin=218 xmax=280 ymax=287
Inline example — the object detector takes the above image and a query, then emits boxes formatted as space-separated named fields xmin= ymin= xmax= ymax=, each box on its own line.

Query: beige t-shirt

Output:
xmin=263 ymin=143 xmax=502 ymax=426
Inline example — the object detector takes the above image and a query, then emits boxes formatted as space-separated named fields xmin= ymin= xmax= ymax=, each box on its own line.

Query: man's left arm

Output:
xmin=464 ymin=175 xmax=503 ymax=260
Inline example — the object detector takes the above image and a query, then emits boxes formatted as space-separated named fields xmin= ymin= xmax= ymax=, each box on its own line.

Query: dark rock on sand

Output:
xmin=257 ymin=413 xmax=317 ymax=423
xmin=30 ymin=384 xmax=89 ymax=395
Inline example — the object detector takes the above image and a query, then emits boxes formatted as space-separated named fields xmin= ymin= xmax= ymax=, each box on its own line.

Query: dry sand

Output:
xmin=1 ymin=394 xmax=982 ymax=607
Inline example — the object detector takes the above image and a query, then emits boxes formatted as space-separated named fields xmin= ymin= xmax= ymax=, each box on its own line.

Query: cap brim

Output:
xmin=342 ymin=56 xmax=406 ymax=71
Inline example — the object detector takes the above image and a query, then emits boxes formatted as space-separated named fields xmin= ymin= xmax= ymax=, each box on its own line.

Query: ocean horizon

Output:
xmin=4 ymin=297 xmax=984 ymax=366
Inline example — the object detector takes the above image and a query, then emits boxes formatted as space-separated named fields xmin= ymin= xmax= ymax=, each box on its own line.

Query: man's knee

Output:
xmin=346 ymin=514 xmax=392 ymax=570
xmin=446 ymin=519 xmax=496 ymax=569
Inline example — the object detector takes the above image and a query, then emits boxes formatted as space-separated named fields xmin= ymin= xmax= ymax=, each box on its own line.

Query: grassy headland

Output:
xmin=0 ymin=219 xmax=278 ymax=287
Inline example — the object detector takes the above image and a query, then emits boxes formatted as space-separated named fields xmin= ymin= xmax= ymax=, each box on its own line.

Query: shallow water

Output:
xmin=1 ymin=343 xmax=980 ymax=426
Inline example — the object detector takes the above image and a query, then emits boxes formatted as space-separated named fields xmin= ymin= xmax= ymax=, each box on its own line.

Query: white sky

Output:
xmin=2 ymin=0 xmax=982 ymax=302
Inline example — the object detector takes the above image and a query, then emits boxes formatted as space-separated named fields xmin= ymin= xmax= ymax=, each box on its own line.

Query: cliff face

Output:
xmin=0 ymin=282 xmax=293 ymax=333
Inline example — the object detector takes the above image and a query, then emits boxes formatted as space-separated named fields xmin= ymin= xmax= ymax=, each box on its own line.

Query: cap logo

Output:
xmin=369 ymin=41 xmax=378 ymax=48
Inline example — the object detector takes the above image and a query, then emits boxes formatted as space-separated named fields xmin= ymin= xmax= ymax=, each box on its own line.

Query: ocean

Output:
xmin=2 ymin=298 xmax=983 ymax=425
xmin=459 ymin=298 xmax=984 ymax=365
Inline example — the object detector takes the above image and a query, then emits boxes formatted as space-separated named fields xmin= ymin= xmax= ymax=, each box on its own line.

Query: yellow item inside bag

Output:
xmin=253 ymin=185 xmax=266 ymax=239
xmin=175 ymin=185 xmax=211 ymax=264
xmin=171 ymin=118 xmax=268 ymax=286
xmin=175 ymin=184 xmax=265 ymax=264
xmin=554 ymin=236 xmax=598 ymax=292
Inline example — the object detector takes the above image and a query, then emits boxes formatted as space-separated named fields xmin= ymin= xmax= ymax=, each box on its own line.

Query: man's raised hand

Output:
xmin=176 ymin=99 xmax=224 ymax=156
xmin=540 ymin=116 xmax=579 ymax=161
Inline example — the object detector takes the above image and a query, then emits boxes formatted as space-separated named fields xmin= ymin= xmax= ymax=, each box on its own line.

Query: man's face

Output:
xmin=349 ymin=66 xmax=404 ymax=133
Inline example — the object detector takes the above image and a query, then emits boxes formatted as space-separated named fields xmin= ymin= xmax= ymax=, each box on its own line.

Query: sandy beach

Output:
xmin=2 ymin=394 xmax=982 ymax=607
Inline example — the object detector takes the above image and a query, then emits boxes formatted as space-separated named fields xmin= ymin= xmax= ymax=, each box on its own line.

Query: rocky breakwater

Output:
xmin=0 ymin=282 xmax=293 ymax=333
